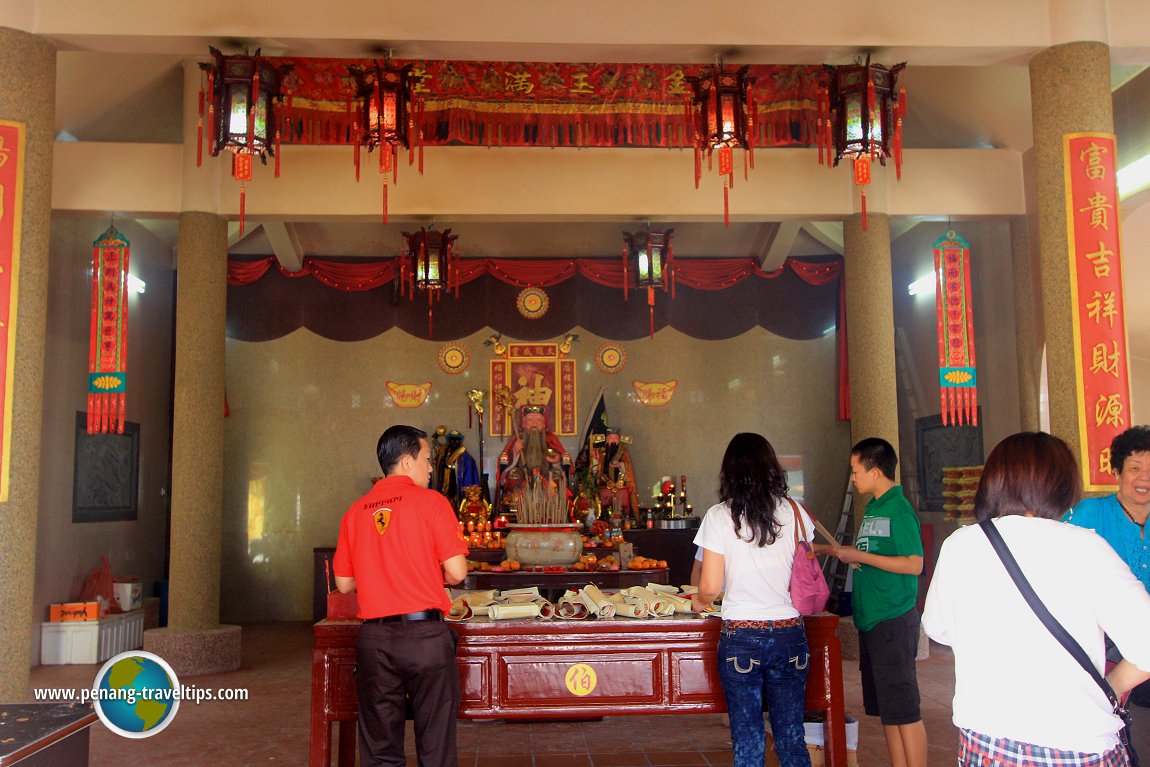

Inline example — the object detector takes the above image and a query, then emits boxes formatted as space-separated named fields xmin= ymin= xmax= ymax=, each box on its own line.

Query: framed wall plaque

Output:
xmin=73 ymin=412 xmax=140 ymax=522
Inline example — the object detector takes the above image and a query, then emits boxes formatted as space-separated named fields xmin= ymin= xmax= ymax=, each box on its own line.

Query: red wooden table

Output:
xmin=310 ymin=614 xmax=846 ymax=767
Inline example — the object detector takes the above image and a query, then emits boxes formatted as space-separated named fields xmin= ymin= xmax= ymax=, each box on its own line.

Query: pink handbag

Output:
xmin=788 ymin=498 xmax=830 ymax=615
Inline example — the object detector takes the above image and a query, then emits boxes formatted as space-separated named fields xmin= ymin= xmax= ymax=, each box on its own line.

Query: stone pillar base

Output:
xmin=143 ymin=625 xmax=242 ymax=676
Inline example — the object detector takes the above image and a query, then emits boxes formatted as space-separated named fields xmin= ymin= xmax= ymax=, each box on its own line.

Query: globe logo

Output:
xmin=91 ymin=651 xmax=181 ymax=738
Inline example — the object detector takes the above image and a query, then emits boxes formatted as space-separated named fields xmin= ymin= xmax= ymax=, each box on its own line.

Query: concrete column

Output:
xmin=0 ymin=27 xmax=53 ymax=700
xmin=1010 ymin=217 xmax=1042 ymax=432
xmin=143 ymin=211 xmax=240 ymax=675
xmin=1029 ymin=41 xmax=1113 ymax=460
xmin=843 ymin=213 xmax=900 ymax=520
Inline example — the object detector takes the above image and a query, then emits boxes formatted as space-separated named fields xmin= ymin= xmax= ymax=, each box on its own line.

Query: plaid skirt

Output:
xmin=959 ymin=729 xmax=1130 ymax=767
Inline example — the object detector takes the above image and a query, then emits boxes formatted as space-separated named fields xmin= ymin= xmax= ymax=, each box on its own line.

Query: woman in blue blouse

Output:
xmin=1064 ymin=424 xmax=1150 ymax=705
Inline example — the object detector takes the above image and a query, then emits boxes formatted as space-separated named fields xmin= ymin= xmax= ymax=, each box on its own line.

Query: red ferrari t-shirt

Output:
xmin=333 ymin=474 xmax=469 ymax=619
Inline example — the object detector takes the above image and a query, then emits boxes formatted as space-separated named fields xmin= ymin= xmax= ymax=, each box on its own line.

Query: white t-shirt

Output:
xmin=922 ymin=516 xmax=1150 ymax=754
xmin=693 ymin=498 xmax=814 ymax=620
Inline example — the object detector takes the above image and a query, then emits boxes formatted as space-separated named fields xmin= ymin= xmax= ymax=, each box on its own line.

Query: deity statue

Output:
xmin=427 ymin=425 xmax=448 ymax=491
xmin=590 ymin=428 xmax=637 ymax=518
xmin=435 ymin=430 xmax=480 ymax=508
xmin=457 ymin=484 xmax=492 ymax=528
xmin=496 ymin=405 xmax=572 ymax=520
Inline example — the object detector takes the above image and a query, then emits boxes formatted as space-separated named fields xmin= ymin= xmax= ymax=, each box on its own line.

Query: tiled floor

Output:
xmin=27 ymin=621 xmax=966 ymax=767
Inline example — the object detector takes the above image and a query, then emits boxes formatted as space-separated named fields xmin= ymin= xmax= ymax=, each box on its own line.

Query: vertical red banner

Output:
xmin=0 ymin=121 xmax=24 ymax=502
xmin=1064 ymin=133 xmax=1131 ymax=491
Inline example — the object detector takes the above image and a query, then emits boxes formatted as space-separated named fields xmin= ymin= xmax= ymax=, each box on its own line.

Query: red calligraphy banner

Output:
xmin=1064 ymin=133 xmax=1131 ymax=491
xmin=0 ymin=121 xmax=23 ymax=501
xmin=271 ymin=58 xmax=824 ymax=149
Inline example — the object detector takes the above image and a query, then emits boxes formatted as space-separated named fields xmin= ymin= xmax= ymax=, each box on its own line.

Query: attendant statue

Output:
xmin=591 ymin=428 xmax=637 ymax=519
xmin=435 ymin=430 xmax=480 ymax=508
xmin=427 ymin=425 xmax=448 ymax=491
xmin=458 ymin=484 xmax=492 ymax=528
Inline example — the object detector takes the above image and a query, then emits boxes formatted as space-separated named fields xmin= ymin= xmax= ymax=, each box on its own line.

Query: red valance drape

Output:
xmin=228 ymin=256 xmax=851 ymax=420
xmin=272 ymin=59 xmax=825 ymax=150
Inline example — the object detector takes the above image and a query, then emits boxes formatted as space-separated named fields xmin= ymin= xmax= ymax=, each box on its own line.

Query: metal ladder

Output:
xmin=822 ymin=473 xmax=856 ymax=613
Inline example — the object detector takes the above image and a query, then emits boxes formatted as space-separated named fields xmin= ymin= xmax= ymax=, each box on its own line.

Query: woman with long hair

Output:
xmin=923 ymin=432 xmax=1150 ymax=767
xmin=692 ymin=433 xmax=813 ymax=767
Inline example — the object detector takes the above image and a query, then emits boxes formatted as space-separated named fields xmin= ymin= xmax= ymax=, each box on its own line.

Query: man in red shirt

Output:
xmin=334 ymin=425 xmax=469 ymax=767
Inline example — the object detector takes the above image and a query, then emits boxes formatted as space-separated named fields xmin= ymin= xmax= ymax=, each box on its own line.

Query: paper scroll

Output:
xmin=577 ymin=584 xmax=617 ymax=618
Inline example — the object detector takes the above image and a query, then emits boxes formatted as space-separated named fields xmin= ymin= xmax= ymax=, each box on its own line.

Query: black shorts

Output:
xmin=858 ymin=608 xmax=921 ymax=725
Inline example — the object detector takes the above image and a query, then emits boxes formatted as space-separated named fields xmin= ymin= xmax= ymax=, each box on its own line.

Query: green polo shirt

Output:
xmin=851 ymin=485 xmax=922 ymax=632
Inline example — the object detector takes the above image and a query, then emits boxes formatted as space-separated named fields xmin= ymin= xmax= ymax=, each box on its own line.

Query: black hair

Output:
xmin=973 ymin=432 xmax=1081 ymax=521
xmin=718 ymin=433 xmax=789 ymax=546
xmin=1111 ymin=426 xmax=1150 ymax=475
xmin=376 ymin=425 xmax=427 ymax=474
xmin=851 ymin=437 xmax=898 ymax=481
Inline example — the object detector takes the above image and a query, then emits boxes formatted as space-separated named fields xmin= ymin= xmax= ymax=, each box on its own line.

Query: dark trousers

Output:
xmin=356 ymin=619 xmax=460 ymax=767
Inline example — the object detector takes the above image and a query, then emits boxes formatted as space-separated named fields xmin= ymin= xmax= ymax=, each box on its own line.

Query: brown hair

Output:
xmin=973 ymin=432 xmax=1082 ymax=522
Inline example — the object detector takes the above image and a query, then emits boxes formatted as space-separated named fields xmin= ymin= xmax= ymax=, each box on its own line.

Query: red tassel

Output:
xmin=382 ymin=178 xmax=389 ymax=224
xmin=971 ymin=387 xmax=979 ymax=426
xmin=860 ymin=188 xmax=867 ymax=231
xmin=649 ymin=305 xmax=655 ymax=339
xmin=622 ymin=245 xmax=629 ymax=301
xmin=723 ymin=180 xmax=730 ymax=228
xmin=274 ymin=117 xmax=281 ymax=178
xmin=354 ymin=127 xmax=361 ymax=181
xmin=239 ymin=183 xmax=246 ymax=235
xmin=693 ymin=147 xmax=701 ymax=189
xmin=668 ymin=241 xmax=676 ymax=300
xmin=196 ymin=82 xmax=205 ymax=167
xmin=247 ymin=69 xmax=258 ymax=150
xmin=118 ymin=393 xmax=126 ymax=434
xmin=469 ymin=407 xmax=473 ymax=430
xmin=939 ymin=389 xmax=948 ymax=427
xmin=894 ymin=117 xmax=903 ymax=181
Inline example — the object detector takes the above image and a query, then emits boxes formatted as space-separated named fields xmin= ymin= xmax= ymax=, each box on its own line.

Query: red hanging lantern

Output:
xmin=687 ymin=64 xmax=755 ymax=227
xmin=401 ymin=227 xmax=459 ymax=336
xmin=623 ymin=226 xmax=674 ymax=338
xmin=348 ymin=58 xmax=424 ymax=224
xmin=198 ymin=47 xmax=292 ymax=236
xmin=819 ymin=57 xmax=906 ymax=230
xmin=88 ymin=226 xmax=130 ymax=434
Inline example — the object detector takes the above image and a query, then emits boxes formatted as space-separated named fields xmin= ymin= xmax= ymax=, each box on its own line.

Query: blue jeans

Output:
xmin=718 ymin=623 xmax=812 ymax=767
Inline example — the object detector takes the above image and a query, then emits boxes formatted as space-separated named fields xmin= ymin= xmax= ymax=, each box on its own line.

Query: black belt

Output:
xmin=364 ymin=609 xmax=443 ymax=624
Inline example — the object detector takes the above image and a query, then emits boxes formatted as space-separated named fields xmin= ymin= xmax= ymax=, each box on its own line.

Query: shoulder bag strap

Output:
xmin=979 ymin=519 xmax=1120 ymax=709
xmin=787 ymin=498 xmax=839 ymax=545
xmin=789 ymin=497 xmax=807 ymax=545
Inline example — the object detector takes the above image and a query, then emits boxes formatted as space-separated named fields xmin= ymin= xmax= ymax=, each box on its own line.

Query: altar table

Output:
xmin=310 ymin=614 xmax=846 ymax=767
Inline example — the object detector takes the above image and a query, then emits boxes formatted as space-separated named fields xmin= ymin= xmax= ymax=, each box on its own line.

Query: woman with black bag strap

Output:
xmin=922 ymin=432 xmax=1150 ymax=767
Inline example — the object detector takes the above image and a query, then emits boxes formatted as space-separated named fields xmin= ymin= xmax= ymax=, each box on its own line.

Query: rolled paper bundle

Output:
xmin=614 ymin=601 xmax=650 ymax=619
xmin=470 ymin=604 xmax=493 ymax=617
xmin=499 ymin=587 xmax=541 ymax=600
xmin=645 ymin=583 xmax=681 ymax=595
xmin=488 ymin=603 xmax=543 ymax=620
xmin=631 ymin=595 xmax=674 ymax=617
xmin=459 ymin=590 xmax=499 ymax=606
xmin=579 ymin=584 xmax=616 ymax=618
xmin=557 ymin=599 xmax=590 ymax=619
xmin=446 ymin=600 xmax=473 ymax=622
xmin=501 ymin=592 xmax=543 ymax=605
xmin=534 ymin=599 xmax=556 ymax=619
xmin=658 ymin=592 xmax=694 ymax=614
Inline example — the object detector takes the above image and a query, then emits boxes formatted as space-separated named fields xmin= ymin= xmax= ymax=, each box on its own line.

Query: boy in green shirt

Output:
xmin=832 ymin=438 xmax=926 ymax=767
